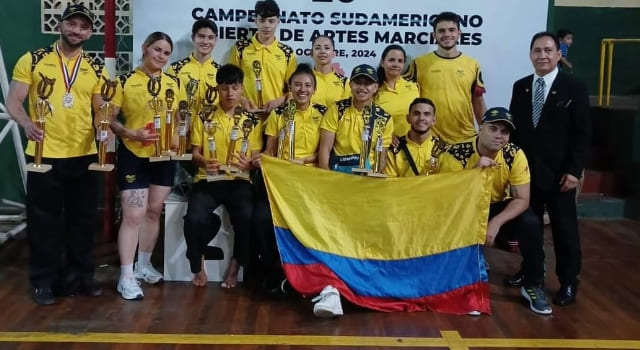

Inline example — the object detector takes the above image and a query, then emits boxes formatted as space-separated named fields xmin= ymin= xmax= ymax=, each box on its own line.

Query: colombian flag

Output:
xmin=261 ymin=156 xmax=492 ymax=314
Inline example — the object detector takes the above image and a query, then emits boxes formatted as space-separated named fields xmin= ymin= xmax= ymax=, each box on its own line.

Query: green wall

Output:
xmin=550 ymin=6 xmax=640 ymax=95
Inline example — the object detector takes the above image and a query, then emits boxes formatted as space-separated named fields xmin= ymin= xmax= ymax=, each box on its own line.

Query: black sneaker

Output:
xmin=521 ymin=286 xmax=552 ymax=315
xmin=32 ymin=287 xmax=56 ymax=305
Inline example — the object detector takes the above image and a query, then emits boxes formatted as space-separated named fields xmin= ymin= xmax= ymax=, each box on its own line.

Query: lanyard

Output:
xmin=55 ymin=42 xmax=82 ymax=93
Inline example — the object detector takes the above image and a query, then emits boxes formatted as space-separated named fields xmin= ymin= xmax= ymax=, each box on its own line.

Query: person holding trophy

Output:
xmin=185 ymin=64 xmax=261 ymax=288
xmin=438 ymin=107 xmax=549 ymax=315
xmin=167 ymin=18 xmax=220 ymax=123
xmin=6 ymin=2 xmax=106 ymax=305
xmin=264 ymin=63 xmax=327 ymax=165
xmin=385 ymin=98 xmax=448 ymax=177
xmin=229 ymin=0 xmax=297 ymax=115
xmin=107 ymin=32 xmax=186 ymax=300
xmin=318 ymin=64 xmax=393 ymax=174
xmin=310 ymin=36 xmax=350 ymax=108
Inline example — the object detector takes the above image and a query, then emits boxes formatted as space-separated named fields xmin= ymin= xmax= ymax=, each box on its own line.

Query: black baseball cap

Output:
xmin=481 ymin=107 xmax=515 ymax=131
xmin=61 ymin=2 xmax=95 ymax=26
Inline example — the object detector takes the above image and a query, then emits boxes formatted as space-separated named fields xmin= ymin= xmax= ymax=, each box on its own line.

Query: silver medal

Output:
xmin=63 ymin=92 xmax=74 ymax=108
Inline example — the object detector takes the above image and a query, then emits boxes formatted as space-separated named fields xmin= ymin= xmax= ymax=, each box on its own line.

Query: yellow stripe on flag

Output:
xmin=261 ymin=156 xmax=492 ymax=260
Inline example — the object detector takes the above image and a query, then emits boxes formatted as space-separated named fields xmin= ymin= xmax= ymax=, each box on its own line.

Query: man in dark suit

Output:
xmin=507 ymin=32 xmax=591 ymax=311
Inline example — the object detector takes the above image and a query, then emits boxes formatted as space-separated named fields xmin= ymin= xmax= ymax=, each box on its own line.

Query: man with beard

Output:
xmin=438 ymin=107 xmax=549 ymax=315
xmin=404 ymin=11 xmax=486 ymax=144
xmin=6 ymin=2 xmax=106 ymax=304
xmin=385 ymin=98 xmax=442 ymax=177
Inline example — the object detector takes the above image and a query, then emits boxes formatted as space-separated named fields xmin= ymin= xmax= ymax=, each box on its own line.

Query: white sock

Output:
xmin=121 ymin=264 xmax=134 ymax=279
xmin=137 ymin=251 xmax=152 ymax=267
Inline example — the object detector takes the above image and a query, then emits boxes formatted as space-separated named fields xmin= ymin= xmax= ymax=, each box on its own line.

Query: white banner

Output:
xmin=132 ymin=0 xmax=548 ymax=108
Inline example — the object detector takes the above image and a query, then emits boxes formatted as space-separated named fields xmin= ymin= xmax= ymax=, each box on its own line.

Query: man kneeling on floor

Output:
xmin=438 ymin=107 xmax=552 ymax=315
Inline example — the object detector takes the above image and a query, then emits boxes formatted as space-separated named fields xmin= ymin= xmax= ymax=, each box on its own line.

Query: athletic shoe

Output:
xmin=134 ymin=263 xmax=163 ymax=284
xmin=311 ymin=285 xmax=343 ymax=318
xmin=117 ymin=276 xmax=144 ymax=300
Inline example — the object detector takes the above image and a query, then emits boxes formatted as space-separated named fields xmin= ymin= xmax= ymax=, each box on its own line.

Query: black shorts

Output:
xmin=117 ymin=144 xmax=176 ymax=190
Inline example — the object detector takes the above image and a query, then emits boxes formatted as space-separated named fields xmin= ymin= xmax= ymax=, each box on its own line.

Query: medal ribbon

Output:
xmin=55 ymin=42 xmax=82 ymax=93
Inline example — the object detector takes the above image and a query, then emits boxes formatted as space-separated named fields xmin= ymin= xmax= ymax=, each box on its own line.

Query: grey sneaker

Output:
xmin=311 ymin=285 xmax=343 ymax=318
xmin=521 ymin=286 xmax=552 ymax=315
xmin=134 ymin=263 xmax=163 ymax=284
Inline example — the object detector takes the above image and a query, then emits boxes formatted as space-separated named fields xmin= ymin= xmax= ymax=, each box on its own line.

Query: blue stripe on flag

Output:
xmin=275 ymin=227 xmax=488 ymax=299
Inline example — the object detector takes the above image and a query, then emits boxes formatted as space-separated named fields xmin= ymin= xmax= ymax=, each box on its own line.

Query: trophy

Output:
xmin=426 ymin=138 xmax=449 ymax=175
xmin=351 ymin=104 xmax=373 ymax=175
xmin=252 ymin=60 xmax=265 ymax=114
xmin=277 ymin=99 xmax=301 ymax=163
xmin=234 ymin=118 xmax=254 ymax=180
xmin=220 ymin=106 xmax=244 ymax=174
xmin=184 ymin=75 xmax=200 ymax=129
xmin=367 ymin=118 xmax=388 ymax=178
xmin=171 ymin=100 xmax=193 ymax=161
xmin=26 ymin=73 xmax=55 ymax=173
xmin=162 ymin=88 xmax=175 ymax=156
xmin=147 ymin=75 xmax=170 ymax=162
xmin=88 ymin=77 xmax=116 ymax=171
xmin=199 ymin=107 xmax=226 ymax=182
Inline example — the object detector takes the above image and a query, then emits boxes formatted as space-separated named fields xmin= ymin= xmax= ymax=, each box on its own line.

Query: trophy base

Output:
xmin=206 ymin=173 xmax=230 ymax=182
xmin=219 ymin=165 xmax=240 ymax=173
xmin=88 ymin=163 xmax=115 ymax=172
xmin=366 ymin=171 xmax=388 ymax=178
xmin=149 ymin=155 xmax=172 ymax=162
xmin=232 ymin=171 xmax=250 ymax=180
xmin=171 ymin=154 xmax=193 ymax=161
xmin=26 ymin=162 xmax=52 ymax=173
xmin=162 ymin=150 xmax=176 ymax=157
xmin=351 ymin=167 xmax=369 ymax=175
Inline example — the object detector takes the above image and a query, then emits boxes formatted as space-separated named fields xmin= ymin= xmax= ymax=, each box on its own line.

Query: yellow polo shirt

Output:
xmin=312 ymin=69 xmax=350 ymax=107
xmin=405 ymin=52 xmax=485 ymax=143
xmin=12 ymin=42 xmax=105 ymax=158
xmin=229 ymin=35 xmax=297 ymax=107
xmin=191 ymin=107 xmax=261 ymax=181
xmin=375 ymin=77 xmax=420 ymax=137
xmin=385 ymin=134 xmax=439 ymax=177
xmin=439 ymin=136 xmax=530 ymax=202
xmin=320 ymin=99 xmax=393 ymax=156
xmin=167 ymin=53 xmax=220 ymax=113
xmin=265 ymin=103 xmax=327 ymax=160
xmin=112 ymin=69 xmax=186 ymax=158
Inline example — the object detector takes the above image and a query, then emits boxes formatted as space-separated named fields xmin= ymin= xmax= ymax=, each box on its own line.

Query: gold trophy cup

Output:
xmin=426 ymin=138 xmax=449 ymax=175
xmin=201 ymin=110 xmax=227 ymax=182
xmin=88 ymin=78 xmax=116 ymax=171
xmin=368 ymin=117 xmax=388 ymax=178
xmin=26 ymin=73 xmax=55 ymax=173
xmin=234 ymin=118 xmax=254 ymax=180
xmin=220 ymin=106 xmax=244 ymax=174
xmin=277 ymin=99 xmax=301 ymax=163
xmin=252 ymin=60 xmax=265 ymax=115
xmin=351 ymin=104 xmax=373 ymax=175
xmin=172 ymin=100 xmax=193 ymax=161
xmin=147 ymin=76 xmax=170 ymax=162
xmin=162 ymin=88 xmax=175 ymax=156
xmin=184 ymin=76 xmax=200 ymax=136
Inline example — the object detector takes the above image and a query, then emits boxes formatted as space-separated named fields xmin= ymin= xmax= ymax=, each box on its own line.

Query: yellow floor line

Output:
xmin=0 ymin=331 xmax=639 ymax=349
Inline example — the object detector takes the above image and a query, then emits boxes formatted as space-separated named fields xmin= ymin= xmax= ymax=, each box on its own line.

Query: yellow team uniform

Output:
xmin=405 ymin=52 xmax=485 ymax=143
xmin=265 ymin=103 xmax=327 ymax=161
xmin=191 ymin=107 xmax=262 ymax=181
xmin=375 ymin=77 xmax=420 ymax=137
xmin=385 ymin=134 xmax=440 ymax=177
xmin=167 ymin=53 xmax=220 ymax=112
xmin=229 ymin=35 xmax=297 ymax=107
xmin=312 ymin=69 xmax=350 ymax=107
xmin=320 ymin=99 xmax=393 ymax=157
xmin=439 ymin=136 xmax=530 ymax=202
xmin=12 ymin=42 xmax=106 ymax=158
xmin=112 ymin=69 xmax=186 ymax=158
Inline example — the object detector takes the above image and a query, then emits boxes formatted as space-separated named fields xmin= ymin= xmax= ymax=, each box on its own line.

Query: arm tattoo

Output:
xmin=510 ymin=185 xmax=518 ymax=198
xmin=109 ymin=120 xmax=127 ymax=137
xmin=126 ymin=190 xmax=146 ymax=208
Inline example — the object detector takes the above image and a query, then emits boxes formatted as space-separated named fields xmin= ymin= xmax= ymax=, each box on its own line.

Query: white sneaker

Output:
xmin=117 ymin=276 xmax=144 ymax=300
xmin=134 ymin=263 xmax=163 ymax=284
xmin=311 ymin=285 xmax=343 ymax=318
xmin=467 ymin=310 xmax=482 ymax=316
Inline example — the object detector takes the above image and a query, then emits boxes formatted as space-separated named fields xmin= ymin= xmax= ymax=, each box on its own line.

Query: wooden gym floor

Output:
xmin=0 ymin=219 xmax=639 ymax=350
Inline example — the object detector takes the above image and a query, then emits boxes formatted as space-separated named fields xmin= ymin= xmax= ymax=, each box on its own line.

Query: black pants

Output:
xmin=530 ymin=186 xmax=581 ymax=285
xmin=26 ymin=155 xmax=98 ymax=288
xmin=183 ymin=180 xmax=253 ymax=273
xmin=490 ymin=201 xmax=545 ymax=286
